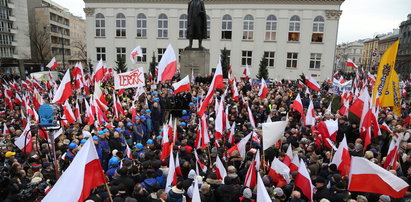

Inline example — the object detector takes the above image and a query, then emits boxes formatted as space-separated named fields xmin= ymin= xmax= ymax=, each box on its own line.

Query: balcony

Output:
xmin=9 ymin=15 xmax=16 ymax=21
xmin=10 ymin=27 xmax=17 ymax=34
xmin=11 ymin=41 xmax=17 ymax=46
xmin=7 ymin=1 xmax=14 ymax=8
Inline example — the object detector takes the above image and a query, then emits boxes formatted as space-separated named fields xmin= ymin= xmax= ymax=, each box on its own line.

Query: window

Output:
xmin=309 ymin=53 xmax=321 ymax=69
xmin=0 ymin=47 xmax=13 ymax=57
xmin=286 ymin=52 xmax=298 ymax=68
xmin=221 ymin=15 xmax=232 ymax=40
xmin=137 ymin=48 xmax=147 ymax=62
xmin=158 ymin=48 xmax=166 ymax=62
xmin=136 ymin=13 xmax=147 ymax=38
xmin=0 ymin=34 xmax=13 ymax=45
xmin=242 ymin=15 xmax=254 ymax=40
xmin=158 ymin=14 xmax=168 ymax=38
xmin=96 ymin=47 xmax=106 ymax=61
xmin=288 ymin=15 xmax=300 ymax=41
xmin=312 ymin=16 xmax=324 ymax=42
xmin=179 ymin=14 xmax=188 ymax=38
xmin=241 ymin=51 xmax=252 ymax=66
xmin=116 ymin=47 xmax=126 ymax=62
xmin=264 ymin=51 xmax=275 ymax=68
xmin=116 ymin=13 xmax=126 ymax=37
xmin=265 ymin=15 xmax=277 ymax=41
xmin=206 ymin=15 xmax=210 ymax=38
xmin=95 ymin=13 xmax=105 ymax=36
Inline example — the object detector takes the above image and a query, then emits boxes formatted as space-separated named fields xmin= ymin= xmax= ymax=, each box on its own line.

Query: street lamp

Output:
xmin=61 ymin=30 xmax=65 ymax=69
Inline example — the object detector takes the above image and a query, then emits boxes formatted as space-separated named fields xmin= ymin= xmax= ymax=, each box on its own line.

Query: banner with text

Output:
xmin=114 ymin=67 xmax=145 ymax=89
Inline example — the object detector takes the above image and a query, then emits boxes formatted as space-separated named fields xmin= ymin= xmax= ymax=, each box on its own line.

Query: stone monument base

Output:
xmin=179 ymin=49 xmax=210 ymax=80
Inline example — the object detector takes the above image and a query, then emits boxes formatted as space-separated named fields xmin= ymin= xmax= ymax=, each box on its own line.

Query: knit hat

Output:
xmin=379 ymin=195 xmax=391 ymax=202
xmin=243 ymin=188 xmax=252 ymax=199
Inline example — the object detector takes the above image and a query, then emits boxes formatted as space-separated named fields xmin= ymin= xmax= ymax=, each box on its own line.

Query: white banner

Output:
xmin=114 ymin=67 xmax=145 ymax=89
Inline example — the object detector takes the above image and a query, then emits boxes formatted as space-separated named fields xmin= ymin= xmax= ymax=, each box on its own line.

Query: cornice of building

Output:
xmin=84 ymin=0 xmax=344 ymax=5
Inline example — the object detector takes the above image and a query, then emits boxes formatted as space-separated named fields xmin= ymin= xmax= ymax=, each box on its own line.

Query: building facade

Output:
xmin=28 ymin=0 xmax=86 ymax=68
xmin=0 ymin=0 xmax=31 ymax=75
xmin=335 ymin=40 xmax=364 ymax=72
xmin=83 ymin=0 xmax=344 ymax=81
xmin=397 ymin=14 xmax=411 ymax=78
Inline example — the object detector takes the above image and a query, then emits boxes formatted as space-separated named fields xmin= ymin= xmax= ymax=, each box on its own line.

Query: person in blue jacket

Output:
xmin=98 ymin=131 xmax=111 ymax=171
xmin=124 ymin=122 xmax=134 ymax=145
xmin=135 ymin=143 xmax=145 ymax=159
xmin=107 ymin=156 xmax=120 ymax=179
xmin=182 ymin=110 xmax=190 ymax=122
xmin=145 ymin=109 xmax=153 ymax=136
xmin=133 ymin=116 xmax=146 ymax=143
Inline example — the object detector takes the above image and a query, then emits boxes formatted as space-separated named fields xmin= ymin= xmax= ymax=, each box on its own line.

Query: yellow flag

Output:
xmin=372 ymin=40 xmax=401 ymax=116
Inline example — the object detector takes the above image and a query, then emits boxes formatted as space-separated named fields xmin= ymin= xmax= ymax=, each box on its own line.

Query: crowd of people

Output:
xmin=0 ymin=69 xmax=410 ymax=202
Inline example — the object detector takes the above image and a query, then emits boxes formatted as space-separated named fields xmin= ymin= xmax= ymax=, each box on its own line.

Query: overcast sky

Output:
xmin=53 ymin=0 xmax=411 ymax=44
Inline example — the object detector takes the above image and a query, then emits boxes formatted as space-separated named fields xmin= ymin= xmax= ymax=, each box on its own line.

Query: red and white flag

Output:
xmin=380 ymin=122 xmax=392 ymax=134
xmin=339 ymin=100 xmax=350 ymax=116
xmin=14 ymin=122 xmax=32 ymax=153
xmin=243 ymin=64 xmax=251 ymax=79
xmin=215 ymin=99 xmax=225 ymax=140
xmin=305 ymin=77 xmax=320 ymax=91
xmin=172 ymin=75 xmax=191 ymax=95
xmin=292 ymin=93 xmax=304 ymax=114
xmin=316 ymin=119 xmax=339 ymax=142
xmin=94 ymin=59 xmax=105 ymax=82
xmin=246 ymin=103 xmax=256 ymax=128
xmin=215 ymin=156 xmax=227 ymax=181
xmin=348 ymin=156 xmax=409 ymax=198
xmin=227 ymin=122 xmax=236 ymax=145
xmin=244 ymin=154 xmax=258 ymax=188
xmin=332 ymin=71 xmax=339 ymax=78
xmin=130 ymin=45 xmax=143 ymax=64
xmin=75 ymin=99 xmax=81 ymax=124
xmin=194 ymin=150 xmax=207 ymax=173
xmin=232 ymin=80 xmax=239 ymax=101
xmin=227 ymin=132 xmax=251 ymax=159
xmin=258 ymin=78 xmax=268 ymax=98
xmin=160 ymin=124 xmax=171 ymax=161
xmin=157 ymin=44 xmax=177 ymax=82
xmin=283 ymin=144 xmax=293 ymax=166
xmin=295 ymin=159 xmax=314 ymax=202
xmin=331 ymin=135 xmax=351 ymax=177
xmin=46 ymin=57 xmax=58 ymax=70
xmin=125 ymin=143 xmax=132 ymax=159
xmin=62 ymin=100 xmax=76 ymax=124
xmin=305 ymin=99 xmax=316 ymax=126
xmin=383 ymin=134 xmax=401 ymax=170
xmin=290 ymin=153 xmax=300 ymax=172
xmin=2 ymin=123 xmax=10 ymax=136
xmin=44 ymin=138 xmax=106 ymax=202
xmin=256 ymin=172 xmax=271 ymax=201
xmin=346 ymin=58 xmax=358 ymax=69
xmin=268 ymin=158 xmax=290 ymax=187
xmin=52 ymin=69 xmax=72 ymax=104
xmin=350 ymin=88 xmax=369 ymax=118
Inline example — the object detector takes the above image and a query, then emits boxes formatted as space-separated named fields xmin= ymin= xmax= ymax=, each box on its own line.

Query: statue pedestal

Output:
xmin=179 ymin=49 xmax=210 ymax=80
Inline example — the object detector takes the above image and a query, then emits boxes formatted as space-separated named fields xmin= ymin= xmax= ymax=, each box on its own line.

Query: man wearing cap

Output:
xmin=98 ymin=131 xmax=111 ymax=171
xmin=133 ymin=116 xmax=146 ymax=143
xmin=145 ymin=109 xmax=153 ymax=136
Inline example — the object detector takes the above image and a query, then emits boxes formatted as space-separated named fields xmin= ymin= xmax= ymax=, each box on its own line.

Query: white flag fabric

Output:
xmin=256 ymin=172 xmax=271 ymax=202
xmin=262 ymin=119 xmax=288 ymax=150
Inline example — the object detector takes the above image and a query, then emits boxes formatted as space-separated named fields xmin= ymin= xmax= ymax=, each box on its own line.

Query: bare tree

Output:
xmin=72 ymin=39 xmax=87 ymax=63
xmin=28 ymin=23 xmax=51 ymax=65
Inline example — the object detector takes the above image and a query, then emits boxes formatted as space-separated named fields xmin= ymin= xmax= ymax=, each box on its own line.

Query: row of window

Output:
xmin=96 ymin=47 xmax=321 ymax=69
xmin=0 ymin=20 xmax=12 ymax=32
xmin=50 ymin=24 xmax=70 ymax=36
xmin=0 ymin=0 xmax=8 ymax=7
xmin=95 ymin=13 xmax=325 ymax=42
xmin=51 ymin=47 xmax=71 ymax=56
xmin=50 ymin=13 xmax=70 ymax=26
xmin=0 ymin=33 xmax=13 ymax=45
xmin=0 ymin=7 xmax=11 ymax=20
xmin=0 ymin=46 xmax=13 ymax=57
xmin=51 ymin=36 xmax=70 ymax=46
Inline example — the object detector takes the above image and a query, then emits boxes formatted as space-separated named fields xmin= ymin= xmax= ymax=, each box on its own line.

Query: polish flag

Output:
xmin=227 ymin=132 xmax=252 ymax=159
xmin=258 ymin=78 xmax=268 ymax=98
xmin=94 ymin=82 xmax=108 ymax=105
xmin=31 ymin=79 xmax=43 ymax=90
xmin=130 ymin=45 xmax=143 ymax=64
xmin=32 ymin=88 xmax=44 ymax=110
xmin=94 ymin=59 xmax=105 ymax=82
xmin=295 ymin=159 xmax=314 ymax=202
xmin=160 ymin=124 xmax=171 ymax=160
xmin=346 ymin=58 xmax=358 ymax=69
xmin=243 ymin=64 xmax=251 ymax=79
xmin=84 ymin=99 xmax=95 ymax=125
xmin=298 ymin=80 xmax=305 ymax=88
xmin=14 ymin=93 xmax=22 ymax=105
xmin=43 ymin=138 xmax=106 ymax=202
xmin=175 ymin=152 xmax=183 ymax=177
xmin=73 ymin=63 xmax=85 ymax=89
xmin=227 ymin=122 xmax=236 ymax=145
xmin=339 ymin=100 xmax=350 ymax=116
xmin=172 ymin=75 xmax=191 ymax=95
xmin=192 ymin=175 xmax=201 ymax=201
xmin=197 ymin=57 xmax=224 ymax=116
xmin=244 ymin=157 xmax=257 ymax=188
xmin=283 ymin=144 xmax=293 ymax=166
xmin=383 ymin=134 xmax=401 ymax=170
xmin=157 ymin=44 xmax=177 ymax=82
xmin=14 ymin=122 xmax=32 ymax=153
xmin=268 ymin=158 xmax=290 ymax=187
xmin=257 ymin=172 xmax=272 ymax=201
xmin=194 ymin=150 xmax=207 ymax=173
xmin=215 ymin=155 xmax=227 ymax=181
xmin=349 ymin=88 xmax=369 ymax=118
xmin=305 ymin=77 xmax=320 ymax=91
xmin=291 ymin=93 xmax=304 ymax=114
xmin=3 ymin=123 xmax=10 ymax=136
xmin=262 ymin=119 xmax=288 ymax=150
xmin=246 ymin=103 xmax=256 ymax=128
xmin=348 ymin=157 xmax=409 ymax=198
xmin=232 ymin=80 xmax=239 ymax=101
xmin=215 ymin=99 xmax=224 ymax=140
xmin=75 ymin=99 xmax=81 ymax=124
xmin=46 ymin=57 xmax=58 ymax=70
xmin=52 ymin=69 xmax=72 ymax=104
xmin=290 ymin=153 xmax=300 ymax=172
xmin=332 ymin=71 xmax=339 ymax=78
xmin=380 ymin=122 xmax=392 ymax=134
xmin=125 ymin=143 xmax=132 ymax=159
xmin=316 ymin=119 xmax=339 ymax=142
xmin=305 ymin=99 xmax=316 ymax=126
xmin=62 ymin=100 xmax=76 ymax=124
xmin=331 ymin=135 xmax=351 ymax=177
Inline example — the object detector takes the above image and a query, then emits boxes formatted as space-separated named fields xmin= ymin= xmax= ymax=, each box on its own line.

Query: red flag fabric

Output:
xmin=172 ymin=75 xmax=191 ymax=95
xmin=331 ymin=136 xmax=351 ymax=177
xmin=157 ymin=44 xmax=177 ymax=82
xmin=46 ymin=57 xmax=58 ymax=70
xmin=305 ymin=77 xmax=320 ymax=91
xmin=52 ymin=69 xmax=72 ymax=104
xmin=295 ymin=159 xmax=313 ymax=202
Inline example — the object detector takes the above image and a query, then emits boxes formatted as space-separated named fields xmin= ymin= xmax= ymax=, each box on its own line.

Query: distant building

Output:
xmin=27 ymin=0 xmax=86 ymax=70
xmin=0 ymin=0 xmax=31 ymax=75
xmin=335 ymin=40 xmax=364 ymax=72
xmin=83 ymin=0 xmax=344 ymax=81
xmin=397 ymin=14 xmax=411 ymax=78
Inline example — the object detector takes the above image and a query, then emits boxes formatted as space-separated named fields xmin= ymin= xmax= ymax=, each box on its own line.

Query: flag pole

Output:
xmin=104 ymin=182 xmax=114 ymax=202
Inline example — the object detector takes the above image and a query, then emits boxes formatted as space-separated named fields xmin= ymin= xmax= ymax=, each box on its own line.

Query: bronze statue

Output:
xmin=187 ymin=0 xmax=207 ymax=49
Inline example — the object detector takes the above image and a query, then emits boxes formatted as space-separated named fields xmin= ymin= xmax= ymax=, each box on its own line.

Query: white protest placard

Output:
xmin=114 ymin=67 xmax=145 ymax=89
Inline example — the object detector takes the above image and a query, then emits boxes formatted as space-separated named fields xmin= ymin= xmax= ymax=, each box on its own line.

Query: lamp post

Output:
xmin=88 ymin=58 xmax=93 ymax=74
xmin=61 ymin=31 xmax=65 ymax=69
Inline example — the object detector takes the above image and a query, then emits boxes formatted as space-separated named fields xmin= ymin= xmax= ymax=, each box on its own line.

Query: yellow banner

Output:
xmin=372 ymin=40 xmax=401 ymax=116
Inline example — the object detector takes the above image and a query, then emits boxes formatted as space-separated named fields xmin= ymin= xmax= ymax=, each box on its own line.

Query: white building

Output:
xmin=336 ymin=40 xmax=364 ymax=72
xmin=83 ymin=0 xmax=344 ymax=81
